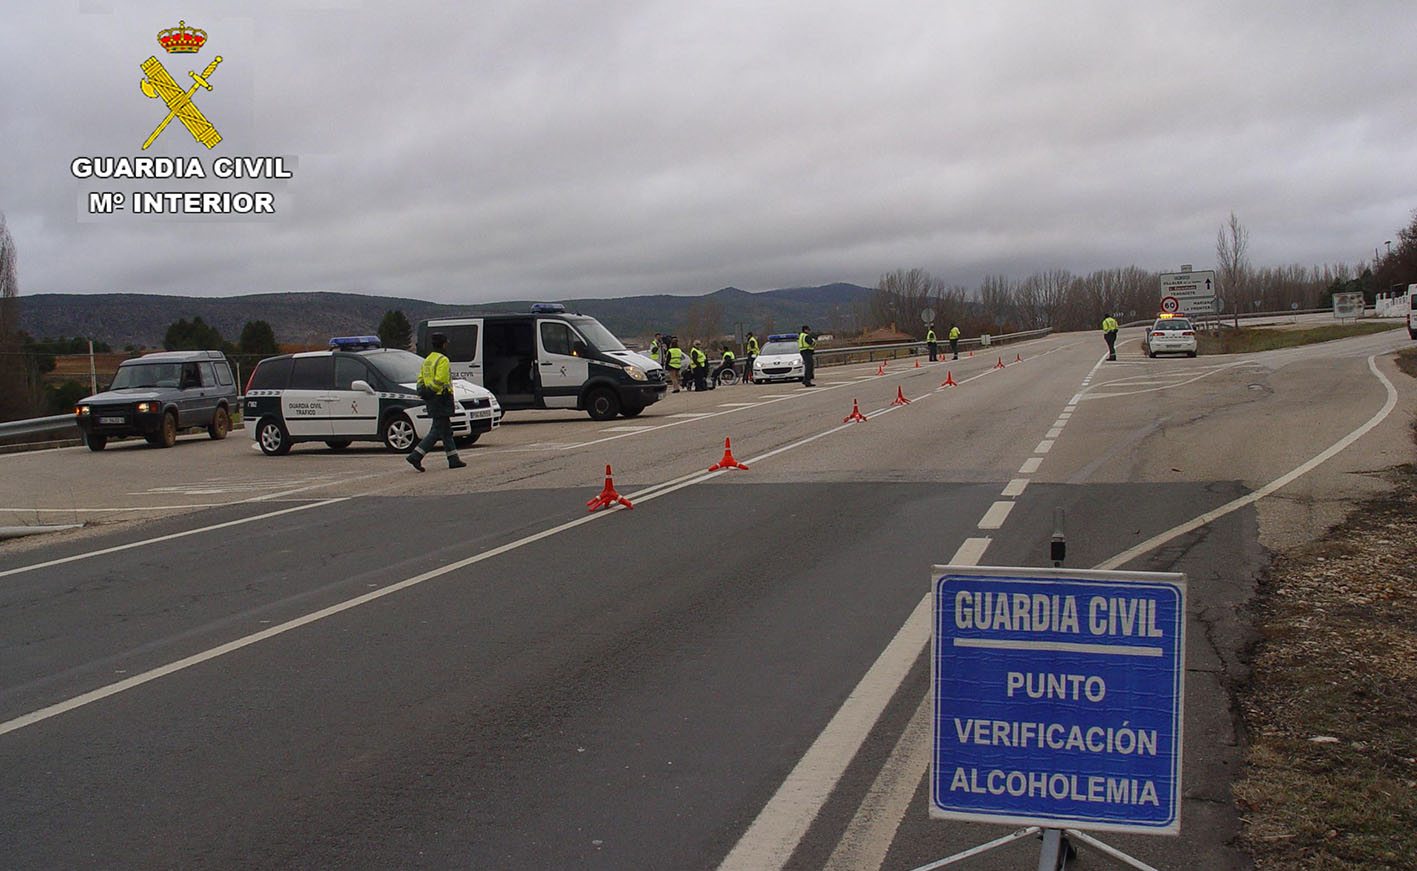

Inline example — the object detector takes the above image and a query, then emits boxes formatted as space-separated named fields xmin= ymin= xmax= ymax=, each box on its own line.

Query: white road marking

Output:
xmin=1058 ymin=412 xmax=1072 ymax=419
xmin=1034 ymin=439 xmax=1054 ymax=453
xmin=668 ymin=413 xmax=716 ymax=418
xmin=1001 ymin=478 xmax=1029 ymax=497
xmin=600 ymin=425 xmax=658 ymax=432
xmin=949 ymin=537 xmax=992 ymax=566
xmin=0 ymin=499 xmax=348 ymax=582
xmin=1046 ymin=426 xmax=1064 ymax=439
xmin=1018 ymin=457 xmax=1043 ymax=474
xmin=717 ymin=403 xmax=759 ymax=407
xmin=977 ymin=500 xmax=1014 ymax=529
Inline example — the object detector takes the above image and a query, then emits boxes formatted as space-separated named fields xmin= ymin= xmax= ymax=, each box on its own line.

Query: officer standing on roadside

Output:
xmin=798 ymin=324 xmax=816 ymax=387
xmin=1101 ymin=314 xmax=1120 ymax=360
xmin=690 ymin=340 xmax=709 ymax=392
xmin=667 ymin=338 xmax=684 ymax=392
xmin=926 ymin=325 xmax=938 ymax=361
xmin=407 ymin=332 xmax=466 ymax=472
xmin=744 ymin=331 xmax=758 ymax=384
xmin=949 ymin=324 xmax=961 ymax=359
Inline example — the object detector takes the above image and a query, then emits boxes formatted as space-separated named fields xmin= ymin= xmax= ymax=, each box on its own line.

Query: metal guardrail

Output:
xmin=0 ymin=414 xmax=78 ymax=440
xmin=812 ymin=328 xmax=1053 ymax=366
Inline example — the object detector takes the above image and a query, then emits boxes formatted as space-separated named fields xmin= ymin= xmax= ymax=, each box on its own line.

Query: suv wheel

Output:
xmin=382 ymin=413 xmax=417 ymax=452
xmin=585 ymin=387 xmax=620 ymax=421
xmin=208 ymin=406 xmax=231 ymax=440
xmin=257 ymin=417 xmax=292 ymax=455
xmin=147 ymin=411 xmax=178 ymax=448
xmin=85 ymin=433 xmax=107 ymax=452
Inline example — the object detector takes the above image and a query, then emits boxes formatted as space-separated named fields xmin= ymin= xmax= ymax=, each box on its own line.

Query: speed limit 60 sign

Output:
xmin=1159 ymin=271 xmax=1215 ymax=316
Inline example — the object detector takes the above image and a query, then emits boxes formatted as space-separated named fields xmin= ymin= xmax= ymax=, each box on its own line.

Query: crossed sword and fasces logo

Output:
xmin=139 ymin=54 xmax=223 ymax=150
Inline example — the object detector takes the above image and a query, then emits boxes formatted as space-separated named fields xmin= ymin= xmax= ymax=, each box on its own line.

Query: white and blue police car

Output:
xmin=243 ymin=337 xmax=500 ymax=456
xmin=751 ymin=333 xmax=807 ymax=383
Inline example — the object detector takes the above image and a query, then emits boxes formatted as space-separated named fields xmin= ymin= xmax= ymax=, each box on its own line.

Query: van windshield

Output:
xmin=364 ymin=349 xmax=425 ymax=384
xmin=569 ymin=317 xmax=626 ymax=352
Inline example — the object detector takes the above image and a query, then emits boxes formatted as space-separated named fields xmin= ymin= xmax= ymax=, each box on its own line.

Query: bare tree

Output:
xmin=0 ymin=213 xmax=24 ymax=420
xmin=1216 ymin=211 xmax=1250 ymax=327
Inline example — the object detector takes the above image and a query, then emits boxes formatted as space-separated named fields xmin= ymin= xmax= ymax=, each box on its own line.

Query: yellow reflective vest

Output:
xmin=798 ymin=331 xmax=815 ymax=351
xmin=418 ymin=351 xmax=452 ymax=394
xmin=949 ymin=326 xmax=961 ymax=340
xmin=690 ymin=347 xmax=707 ymax=366
xmin=746 ymin=337 xmax=759 ymax=355
xmin=668 ymin=347 xmax=685 ymax=367
xmin=926 ymin=329 xmax=936 ymax=342
xmin=1102 ymin=317 xmax=1119 ymax=332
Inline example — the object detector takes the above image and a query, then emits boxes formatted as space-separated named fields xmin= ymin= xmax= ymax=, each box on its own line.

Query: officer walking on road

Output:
xmin=949 ymin=324 xmax=961 ymax=359
xmin=926 ymin=325 xmax=938 ymax=362
xmin=744 ymin=331 xmax=758 ymax=384
xmin=407 ymin=332 xmax=466 ymax=472
xmin=798 ymin=325 xmax=817 ymax=387
xmin=1102 ymin=314 xmax=1120 ymax=361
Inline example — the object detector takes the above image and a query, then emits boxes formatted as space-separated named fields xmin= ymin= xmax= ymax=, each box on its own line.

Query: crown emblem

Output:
xmin=157 ymin=20 xmax=206 ymax=53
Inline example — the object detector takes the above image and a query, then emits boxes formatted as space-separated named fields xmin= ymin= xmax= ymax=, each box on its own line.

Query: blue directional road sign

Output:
xmin=930 ymin=566 xmax=1186 ymax=834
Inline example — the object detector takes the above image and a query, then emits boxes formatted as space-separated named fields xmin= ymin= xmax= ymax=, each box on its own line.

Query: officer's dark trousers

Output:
xmin=1104 ymin=331 xmax=1117 ymax=359
xmin=802 ymin=350 xmax=814 ymax=385
xmin=928 ymin=342 xmax=938 ymax=361
xmin=950 ymin=339 xmax=959 ymax=359
xmin=413 ymin=416 xmax=457 ymax=458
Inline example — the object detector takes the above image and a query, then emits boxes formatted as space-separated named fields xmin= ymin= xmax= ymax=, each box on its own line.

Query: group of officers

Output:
xmin=648 ymin=326 xmax=821 ymax=392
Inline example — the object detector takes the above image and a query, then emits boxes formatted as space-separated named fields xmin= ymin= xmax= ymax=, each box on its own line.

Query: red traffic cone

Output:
xmin=875 ymin=362 xmax=886 ymax=375
xmin=914 ymin=360 xmax=921 ymax=368
xmin=969 ymin=350 xmax=974 ymax=357
xmin=1015 ymin=353 xmax=1022 ymax=362
xmin=994 ymin=357 xmax=1006 ymax=369
xmin=709 ymin=437 xmax=749 ymax=471
xmin=891 ymin=386 xmax=911 ymax=406
xmin=941 ymin=370 xmax=958 ymax=387
xmin=844 ymin=399 xmax=869 ymax=423
xmin=586 ymin=464 xmax=633 ymax=511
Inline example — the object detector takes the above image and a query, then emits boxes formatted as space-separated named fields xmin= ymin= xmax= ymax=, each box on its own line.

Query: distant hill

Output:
xmin=17 ymin=284 xmax=873 ymax=349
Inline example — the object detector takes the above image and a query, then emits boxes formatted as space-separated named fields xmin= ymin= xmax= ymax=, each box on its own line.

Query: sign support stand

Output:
xmin=913 ymin=518 xmax=1179 ymax=871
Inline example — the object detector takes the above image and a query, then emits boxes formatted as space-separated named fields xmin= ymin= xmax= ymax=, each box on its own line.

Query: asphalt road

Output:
xmin=2 ymin=326 xmax=1414 ymax=870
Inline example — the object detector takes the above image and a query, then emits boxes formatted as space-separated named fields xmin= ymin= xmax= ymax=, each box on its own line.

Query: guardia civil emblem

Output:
xmin=139 ymin=20 xmax=223 ymax=150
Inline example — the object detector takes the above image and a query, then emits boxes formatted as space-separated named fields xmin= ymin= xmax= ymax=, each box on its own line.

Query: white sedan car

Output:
xmin=752 ymin=335 xmax=806 ymax=383
xmin=1142 ymin=316 xmax=1198 ymax=358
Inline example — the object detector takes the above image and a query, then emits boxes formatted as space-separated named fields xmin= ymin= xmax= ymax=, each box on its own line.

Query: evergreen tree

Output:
xmin=164 ymin=316 xmax=226 ymax=351
xmin=378 ymin=309 xmax=413 ymax=350
xmin=238 ymin=320 xmax=280 ymax=356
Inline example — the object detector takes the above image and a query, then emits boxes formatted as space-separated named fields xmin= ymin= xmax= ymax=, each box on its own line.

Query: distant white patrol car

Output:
xmin=752 ymin=333 xmax=806 ymax=383
xmin=242 ymin=338 xmax=500 ymax=455
xmin=1142 ymin=314 xmax=1198 ymax=358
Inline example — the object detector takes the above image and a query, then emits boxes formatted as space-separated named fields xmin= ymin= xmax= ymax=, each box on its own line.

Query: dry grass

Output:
xmin=1235 ymin=361 xmax=1417 ymax=867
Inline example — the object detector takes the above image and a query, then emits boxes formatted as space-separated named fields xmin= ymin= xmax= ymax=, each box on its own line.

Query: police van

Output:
xmin=242 ymin=337 xmax=500 ymax=456
xmin=415 ymin=304 xmax=667 ymax=420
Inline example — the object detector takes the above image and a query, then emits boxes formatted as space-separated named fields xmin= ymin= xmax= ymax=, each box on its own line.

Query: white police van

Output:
xmin=416 ymin=304 xmax=667 ymax=420
xmin=242 ymin=337 xmax=500 ymax=455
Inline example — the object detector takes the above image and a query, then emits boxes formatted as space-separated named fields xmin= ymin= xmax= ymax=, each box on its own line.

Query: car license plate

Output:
xmin=99 ymin=416 xmax=125 ymax=425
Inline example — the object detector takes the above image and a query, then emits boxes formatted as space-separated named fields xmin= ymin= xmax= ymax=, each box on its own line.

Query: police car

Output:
xmin=752 ymin=334 xmax=806 ymax=383
xmin=1141 ymin=314 xmax=1198 ymax=358
xmin=243 ymin=337 xmax=500 ymax=456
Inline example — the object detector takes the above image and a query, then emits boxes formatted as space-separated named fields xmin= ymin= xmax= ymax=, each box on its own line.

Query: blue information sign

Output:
xmin=931 ymin=566 xmax=1186 ymax=834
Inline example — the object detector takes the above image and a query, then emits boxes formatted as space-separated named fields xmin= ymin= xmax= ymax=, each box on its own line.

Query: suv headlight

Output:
xmin=624 ymin=365 xmax=647 ymax=381
xmin=137 ymin=401 xmax=159 ymax=413
xmin=75 ymin=404 xmax=90 ymax=416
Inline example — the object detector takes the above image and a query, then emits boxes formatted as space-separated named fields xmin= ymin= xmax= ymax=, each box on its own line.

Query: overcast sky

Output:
xmin=3 ymin=0 xmax=1415 ymax=304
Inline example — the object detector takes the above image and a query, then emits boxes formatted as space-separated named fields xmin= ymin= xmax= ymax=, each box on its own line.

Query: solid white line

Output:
xmin=715 ymin=594 xmax=933 ymax=871
xmin=0 ymin=499 xmax=348 ymax=581
xmin=1096 ymin=354 xmax=1398 ymax=570
xmin=1001 ymin=478 xmax=1029 ymax=498
xmin=977 ymin=501 xmax=1014 ymax=530
xmin=0 ymin=504 xmax=229 ymax=513
xmin=953 ymin=638 xmax=1163 ymax=657
xmin=1034 ymin=440 xmax=1054 ymax=454
xmin=1018 ymin=457 xmax=1043 ymax=474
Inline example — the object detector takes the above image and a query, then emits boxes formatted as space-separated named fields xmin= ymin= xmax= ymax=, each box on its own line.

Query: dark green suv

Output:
xmin=74 ymin=350 xmax=238 ymax=451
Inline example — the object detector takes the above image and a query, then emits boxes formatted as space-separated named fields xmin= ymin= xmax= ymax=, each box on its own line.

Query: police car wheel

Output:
xmin=382 ymin=413 xmax=417 ymax=452
xmin=208 ymin=406 xmax=230 ymax=440
xmin=586 ymin=388 xmax=620 ymax=421
xmin=257 ymin=418 xmax=292 ymax=456
xmin=85 ymin=433 xmax=107 ymax=451
xmin=325 ymin=440 xmax=352 ymax=451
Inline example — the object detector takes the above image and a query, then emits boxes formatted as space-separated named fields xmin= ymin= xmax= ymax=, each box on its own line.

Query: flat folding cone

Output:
xmin=708 ymin=437 xmax=749 ymax=471
xmin=891 ymin=385 xmax=911 ymax=406
xmin=994 ymin=357 xmax=1006 ymax=369
xmin=941 ymin=370 xmax=958 ymax=387
xmin=844 ymin=399 xmax=869 ymax=423
xmin=587 ymin=463 xmax=633 ymax=511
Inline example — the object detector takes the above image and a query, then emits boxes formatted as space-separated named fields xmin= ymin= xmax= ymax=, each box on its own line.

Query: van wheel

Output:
xmin=147 ymin=412 xmax=178 ymax=448
xmin=620 ymin=404 xmax=644 ymax=418
xmin=85 ymin=433 xmax=107 ymax=451
xmin=257 ymin=418 xmax=292 ymax=455
xmin=586 ymin=388 xmax=620 ymax=421
xmin=382 ymin=413 xmax=417 ymax=452
xmin=208 ymin=406 xmax=231 ymax=439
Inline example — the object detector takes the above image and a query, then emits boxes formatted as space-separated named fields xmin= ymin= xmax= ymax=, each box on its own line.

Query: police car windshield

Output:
xmin=1153 ymin=319 xmax=1192 ymax=331
xmin=111 ymin=363 xmax=182 ymax=389
xmin=568 ymin=317 xmax=626 ymax=352
xmin=363 ymin=349 xmax=425 ymax=384
xmin=761 ymin=340 xmax=799 ymax=355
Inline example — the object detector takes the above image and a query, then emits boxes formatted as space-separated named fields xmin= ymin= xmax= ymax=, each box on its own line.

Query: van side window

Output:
xmin=248 ymin=358 xmax=292 ymax=390
xmin=334 ymin=356 xmax=371 ymax=390
xmin=540 ymin=322 xmax=577 ymax=356
xmin=289 ymin=356 xmax=334 ymax=390
xmin=444 ymin=324 xmax=478 ymax=361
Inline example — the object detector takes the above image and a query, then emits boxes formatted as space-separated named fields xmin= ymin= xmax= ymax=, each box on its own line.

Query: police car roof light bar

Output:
xmin=329 ymin=336 xmax=381 ymax=350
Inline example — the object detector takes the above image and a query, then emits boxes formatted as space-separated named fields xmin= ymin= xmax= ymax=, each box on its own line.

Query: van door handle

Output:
xmin=540 ymin=361 xmax=553 ymax=366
